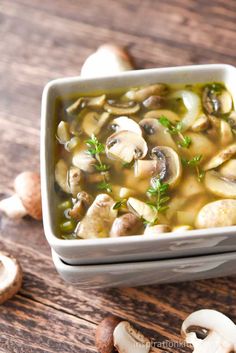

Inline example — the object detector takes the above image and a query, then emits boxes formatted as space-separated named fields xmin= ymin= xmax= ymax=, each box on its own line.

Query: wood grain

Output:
xmin=0 ymin=0 xmax=236 ymax=351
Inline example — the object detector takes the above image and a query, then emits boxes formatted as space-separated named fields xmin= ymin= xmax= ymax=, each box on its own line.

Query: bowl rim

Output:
xmin=41 ymin=63 xmax=236 ymax=249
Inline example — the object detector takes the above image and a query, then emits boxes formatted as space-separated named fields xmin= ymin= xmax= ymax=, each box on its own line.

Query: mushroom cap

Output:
xmin=81 ymin=44 xmax=133 ymax=78
xmin=195 ymin=199 xmax=236 ymax=228
xmin=95 ymin=316 xmax=122 ymax=353
xmin=14 ymin=172 xmax=42 ymax=220
xmin=140 ymin=118 xmax=176 ymax=149
xmin=110 ymin=116 xmax=142 ymax=135
xmin=110 ymin=213 xmax=142 ymax=237
xmin=0 ymin=251 xmax=23 ymax=305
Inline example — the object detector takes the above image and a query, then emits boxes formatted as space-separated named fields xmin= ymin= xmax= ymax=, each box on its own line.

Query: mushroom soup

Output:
xmin=54 ymin=82 xmax=235 ymax=239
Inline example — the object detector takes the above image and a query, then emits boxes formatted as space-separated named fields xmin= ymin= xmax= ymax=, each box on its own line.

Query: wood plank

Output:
xmin=0 ymin=237 xmax=236 ymax=353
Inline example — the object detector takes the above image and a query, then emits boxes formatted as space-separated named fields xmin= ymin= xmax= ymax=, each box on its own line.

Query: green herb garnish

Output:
xmin=97 ymin=181 xmax=112 ymax=193
xmin=181 ymin=155 xmax=205 ymax=181
xmin=113 ymin=199 xmax=127 ymax=210
xmin=159 ymin=116 xmax=191 ymax=148
xmin=144 ymin=179 xmax=170 ymax=225
xmin=86 ymin=134 xmax=111 ymax=191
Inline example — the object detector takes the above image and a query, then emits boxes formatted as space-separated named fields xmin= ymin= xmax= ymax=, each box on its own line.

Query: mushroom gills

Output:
xmin=205 ymin=170 xmax=236 ymax=198
xmin=106 ymin=131 xmax=148 ymax=163
xmin=150 ymin=146 xmax=182 ymax=188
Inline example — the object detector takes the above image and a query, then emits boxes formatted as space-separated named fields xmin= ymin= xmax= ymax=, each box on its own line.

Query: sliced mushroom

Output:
xmin=134 ymin=160 xmax=159 ymax=179
xmin=150 ymin=146 xmax=182 ymax=188
xmin=86 ymin=94 xmax=106 ymax=107
xmin=195 ymin=199 xmax=236 ymax=228
xmin=142 ymin=95 xmax=164 ymax=109
xmin=110 ymin=213 xmax=143 ymax=237
xmin=144 ymin=109 xmax=179 ymax=124
xmin=185 ymin=132 xmax=217 ymax=161
xmin=144 ymin=224 xmax=171 ymax=236
xmin=110 ymin=116 xmax=142 ymax=135
xmin=202 ymin=85 xmax=232 ymax=115
xmin=104 ymin=100 xmax=140 ymax=115
xmin=113 ymin=321 xmax=150 ymax=353
xmin=76 ymin=194 xmax=117 ymax=238
xmin=119 ymin=187 xmax=136 ymax=199
xmin=124 ymin=84 xmax=168 ymax=102
xmin=55 ymin=159 xmax=70 ymax=193
xmin=69 ymin=191 xmax=92 ymax=220
xmin=68 ymin=166 xmax=83 ymax=197
xmin=219 ymin=159 xmax=236 ymax=179
xmin=191 ymin=114 xmax=209 ymax=132
xmin=127 ymin=197 xmax=157 ymax=223
xmin=220 ymin=120 xmax=233 ymax=146
xmin=204 ymin=170 xmax=236 ymax=198
xmin=106 ymin=131 xmax=148 ymax=163
xmin=181 ymin=309 xmax=236 ymax=353
xmin=57 ymin=121 xmax=70 ymax=143
xmin=82 ymin=111 xmax=110 ymax=136
xmin=203 ymin=143 xmax=236 ymax=171
xmin=72 ymin=149 xmax=96 ymax=173
xmin=172 ymin=225 xmax=193 ymax=232
xmin=0 ymin=252 xmax=23 ymax=304
xmin=139 ymin=118 xmax=176 ymax=150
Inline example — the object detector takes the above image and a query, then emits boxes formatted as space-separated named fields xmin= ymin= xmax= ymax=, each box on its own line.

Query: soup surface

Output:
xmin=54 ymin=82 xmax=236 ymax=239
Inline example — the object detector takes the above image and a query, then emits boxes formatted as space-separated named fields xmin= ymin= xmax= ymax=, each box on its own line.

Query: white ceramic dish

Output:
xmin=52 ymin=249 xmax=236 ymax=288
xmin=41 ymin=64 xmax=236 ymax=265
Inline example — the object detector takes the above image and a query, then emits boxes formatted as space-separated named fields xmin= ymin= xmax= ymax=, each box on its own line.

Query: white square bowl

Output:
xmin=41 ymin=64 xmax=236 ymax=265
xmin=51 ymin=249 xmax=236 ymax=288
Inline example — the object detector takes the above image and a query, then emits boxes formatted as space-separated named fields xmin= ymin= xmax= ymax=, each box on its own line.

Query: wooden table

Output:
xmin=0 ymin=0 xmax=236 ymax=351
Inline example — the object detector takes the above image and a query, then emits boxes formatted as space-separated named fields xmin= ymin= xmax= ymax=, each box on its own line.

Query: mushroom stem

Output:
xmin=0 ymin=194 xmax=27 ymax=219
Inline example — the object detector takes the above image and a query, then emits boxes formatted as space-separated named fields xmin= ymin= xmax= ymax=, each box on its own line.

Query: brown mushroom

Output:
xmin=0 ymin=251 xmax=23 ymax=305
xmin=96 ymin=316 xmax=122 ymax=353
xmin=110 ymin=213 xmax=143 ymax=237
xmin=0 ymin=172 xmax=42 ymax=220
xmin=106 ymin=131 xmax=148 ymax=163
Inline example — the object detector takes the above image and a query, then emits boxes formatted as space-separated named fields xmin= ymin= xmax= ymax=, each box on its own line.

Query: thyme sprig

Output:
xmin=86 ymin=135 xmax=112 ymax=192
xmin=144 ymin=179 xmax=170 ymax=225
xmin=181 ymin=155 xmax=205 ymax=181
xmin=159 ymin=116 xmax=191 ymax=148
xmin=113 ymin=199 xmax=127 ymax=210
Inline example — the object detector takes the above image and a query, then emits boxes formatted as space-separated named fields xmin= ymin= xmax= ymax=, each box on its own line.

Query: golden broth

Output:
xmin=54 ymin=82 xmax=235 ymax=239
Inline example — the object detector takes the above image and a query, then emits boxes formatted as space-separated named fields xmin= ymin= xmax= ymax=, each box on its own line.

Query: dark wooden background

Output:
xmin=0 ymin=0 xmax=236 ymax=352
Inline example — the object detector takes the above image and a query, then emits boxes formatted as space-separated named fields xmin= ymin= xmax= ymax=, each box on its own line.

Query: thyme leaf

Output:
xmin=159 ymin=116 xmax=192 ymax=148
